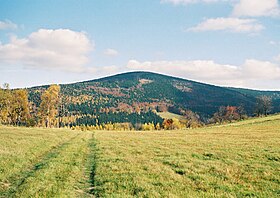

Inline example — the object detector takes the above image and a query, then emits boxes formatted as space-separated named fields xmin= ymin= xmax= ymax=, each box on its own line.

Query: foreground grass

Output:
xmin=94 ymin=116 xmax=280 ymax=197
xmin=0 ymin=126 xmax=94 ymax=197
xmin=0 ymin=115 xmax=279 ymax=197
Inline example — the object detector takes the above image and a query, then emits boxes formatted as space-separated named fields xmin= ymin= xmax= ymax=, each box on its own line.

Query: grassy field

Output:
xmin=0 ymin=115 xmax=280 ymax=197
xmin=94 ymin=115 xmax=280 ymax=197
xmin=0 ymin=127 xmax=94 ymax=197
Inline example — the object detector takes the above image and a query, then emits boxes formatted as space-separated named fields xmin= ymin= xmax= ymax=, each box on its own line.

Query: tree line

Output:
xmin=209 ymin=95 xmax=273 ymax=124
xmin=0 ymin=83 xmax=29 ymax=126
xmin=0 ymin=83 xmax=275 ymax=130
xmin=0 ymin=84 xmax=60 ymax=127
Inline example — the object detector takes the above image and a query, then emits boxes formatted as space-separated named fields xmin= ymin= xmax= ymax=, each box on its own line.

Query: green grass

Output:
xmin=0 ymin=126 xmax=94 ymax=197
xmin=0 ymin=115 xmax=280 ymax=197
xmin=225 ymin=114 xmax=280 ymax=126
xmin=93 ymin=116 xmax=280 ymax=197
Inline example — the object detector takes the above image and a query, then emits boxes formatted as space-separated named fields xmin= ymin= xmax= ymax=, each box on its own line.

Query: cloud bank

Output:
xmin=188 ymin=17 xmax=264 ymax=33
xmin=161 ymin=0 xmax=229 ymax=5
xmin=232 ymin=0 xmax=280 ymax=17
xmin=171 ymin=0 xmax=279 ymax=33
xmin=126 ymin=59 xmax=280 ymax=89
xmin=0 ymin=20 xmax=18 ymax=30
xmin=0 ymin=29 xmax=93 ymax=72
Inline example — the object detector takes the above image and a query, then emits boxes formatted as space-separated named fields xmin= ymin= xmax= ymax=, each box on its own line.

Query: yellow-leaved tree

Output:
xmin=10 ymin=89 xmax=30 ymax=125
xmin=0 ymin=84 xmax=12 ymax=124
xmin=39 ymin=85 xmax=60 ymax=128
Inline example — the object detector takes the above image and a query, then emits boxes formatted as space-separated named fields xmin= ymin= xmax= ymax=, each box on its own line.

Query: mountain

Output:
xmin=28 ymin=71 xmax=280 ymax=126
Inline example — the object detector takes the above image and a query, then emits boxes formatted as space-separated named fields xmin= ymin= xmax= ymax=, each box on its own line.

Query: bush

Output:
xmin=26 ymin=118 xmax=37 ymax=127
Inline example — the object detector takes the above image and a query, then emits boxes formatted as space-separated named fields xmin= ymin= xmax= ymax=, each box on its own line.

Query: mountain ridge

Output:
xmin=29 ymin=71 xmax=280 ymax=92
xmin=27 ymin=71 xmax=280 ymax=125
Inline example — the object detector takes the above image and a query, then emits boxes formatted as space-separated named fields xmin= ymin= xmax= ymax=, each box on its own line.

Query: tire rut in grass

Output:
xmin=84 ymin=133 xmax=99 ymax=197
xmin=2 ymin=133 xmax=81 ymax=197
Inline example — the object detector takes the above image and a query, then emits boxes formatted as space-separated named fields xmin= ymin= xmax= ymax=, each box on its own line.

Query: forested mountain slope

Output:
xmin=28 ymin=72 xmax=280 ymax=126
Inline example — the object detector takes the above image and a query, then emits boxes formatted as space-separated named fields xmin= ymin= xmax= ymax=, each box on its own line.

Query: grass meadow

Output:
xmin=0 ymin=115 xmax=279 ymax=197
xmin=0 ymin=127 xmax=94 ymax=197
xmin=93 ymin=115 xmax=280 ymax=197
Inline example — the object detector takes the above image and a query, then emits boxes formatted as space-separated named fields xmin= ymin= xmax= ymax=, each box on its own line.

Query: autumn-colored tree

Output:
xmin=141 ymin=122 xmax=155 ymax=131
xmin=212 ymin=106 xmax=246 ymax=124
xmin=135 ymin=106 xmax=141 ymax=114
xmin=163 ymin=119 xmax=173 ymax=130
xmin=39 ymin=85 xmax=61 ymax=128
xmin=171 ymin=118 xmax=182 ymax=129
xmin=184 ymin=110 xmax=202 ymax=128
xmin=212 ymin=106 xmax=227 ymax=123
xmin=0 ymin=84 xmax=30 ymax=126
xmin=10 ymin=89 xmax=29 ymax=125
xmin=155 ymin=123 xmax=161 ymax=130
xmin=163 ymin=118 xmax=182 ymax=130
xmin=225 ymin=106 xmax=239 ymax=121
xmin=0 ymin=85 xmax=12 ymax=124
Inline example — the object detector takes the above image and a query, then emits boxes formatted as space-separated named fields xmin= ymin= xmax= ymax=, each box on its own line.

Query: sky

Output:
xmin=0 ymin=0 xmax=280 ymax=90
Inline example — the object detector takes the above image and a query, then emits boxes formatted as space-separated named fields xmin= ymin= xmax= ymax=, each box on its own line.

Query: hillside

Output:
xmin=28 ymin=71 xmax=280 ymax=126
xmin=229 ymin=87 xmax=280 ymax=111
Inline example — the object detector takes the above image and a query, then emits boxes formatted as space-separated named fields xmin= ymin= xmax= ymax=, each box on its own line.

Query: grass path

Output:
xmin=0 ymin=127 xmax=95 ymax=197
xmin=3 ymin=134 xmax=80 ymax=196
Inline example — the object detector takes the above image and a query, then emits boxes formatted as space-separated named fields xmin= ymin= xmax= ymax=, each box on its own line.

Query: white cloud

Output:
xmin=126 ymin=59 xmax=280 ymax=89
xmin=187 ymin=17 xmax=264 ymax=33
xmin=85 ymin=65 xmax=120 ymax=74
xmin=0 ymin=29 xmax=94 ymax=72
xmin=104 ymin=48 xmax=119 ymax=57
xmin=0 ymin=20 xmax=18 ymax=30
xmin=232 ymin=0 xmax=280 ymax=17
xmin=242 ymin=59 xmax=280 ymax=79
xmin=161 ymin=0 xmax=229 ymax=5
xmin=162 ymin=0 xmax=280 ymax=17
xmin=127 ymin=59 xmax=239 ymax=80
xmin=274 ymin=54 xmax=280 ymax=62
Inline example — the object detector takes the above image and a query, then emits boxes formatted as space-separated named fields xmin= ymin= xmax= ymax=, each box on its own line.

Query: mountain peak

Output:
xmin=28 ymin=71 xmax=280 ymax=121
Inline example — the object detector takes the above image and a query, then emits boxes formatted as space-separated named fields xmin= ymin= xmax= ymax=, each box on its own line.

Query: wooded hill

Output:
xmin=26 ymin=71 xmax=280 ymax=127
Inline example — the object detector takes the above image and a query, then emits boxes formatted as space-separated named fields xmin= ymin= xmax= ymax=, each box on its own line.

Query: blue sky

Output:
xmin=1 ymin=0 xmax=280 ymax=90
